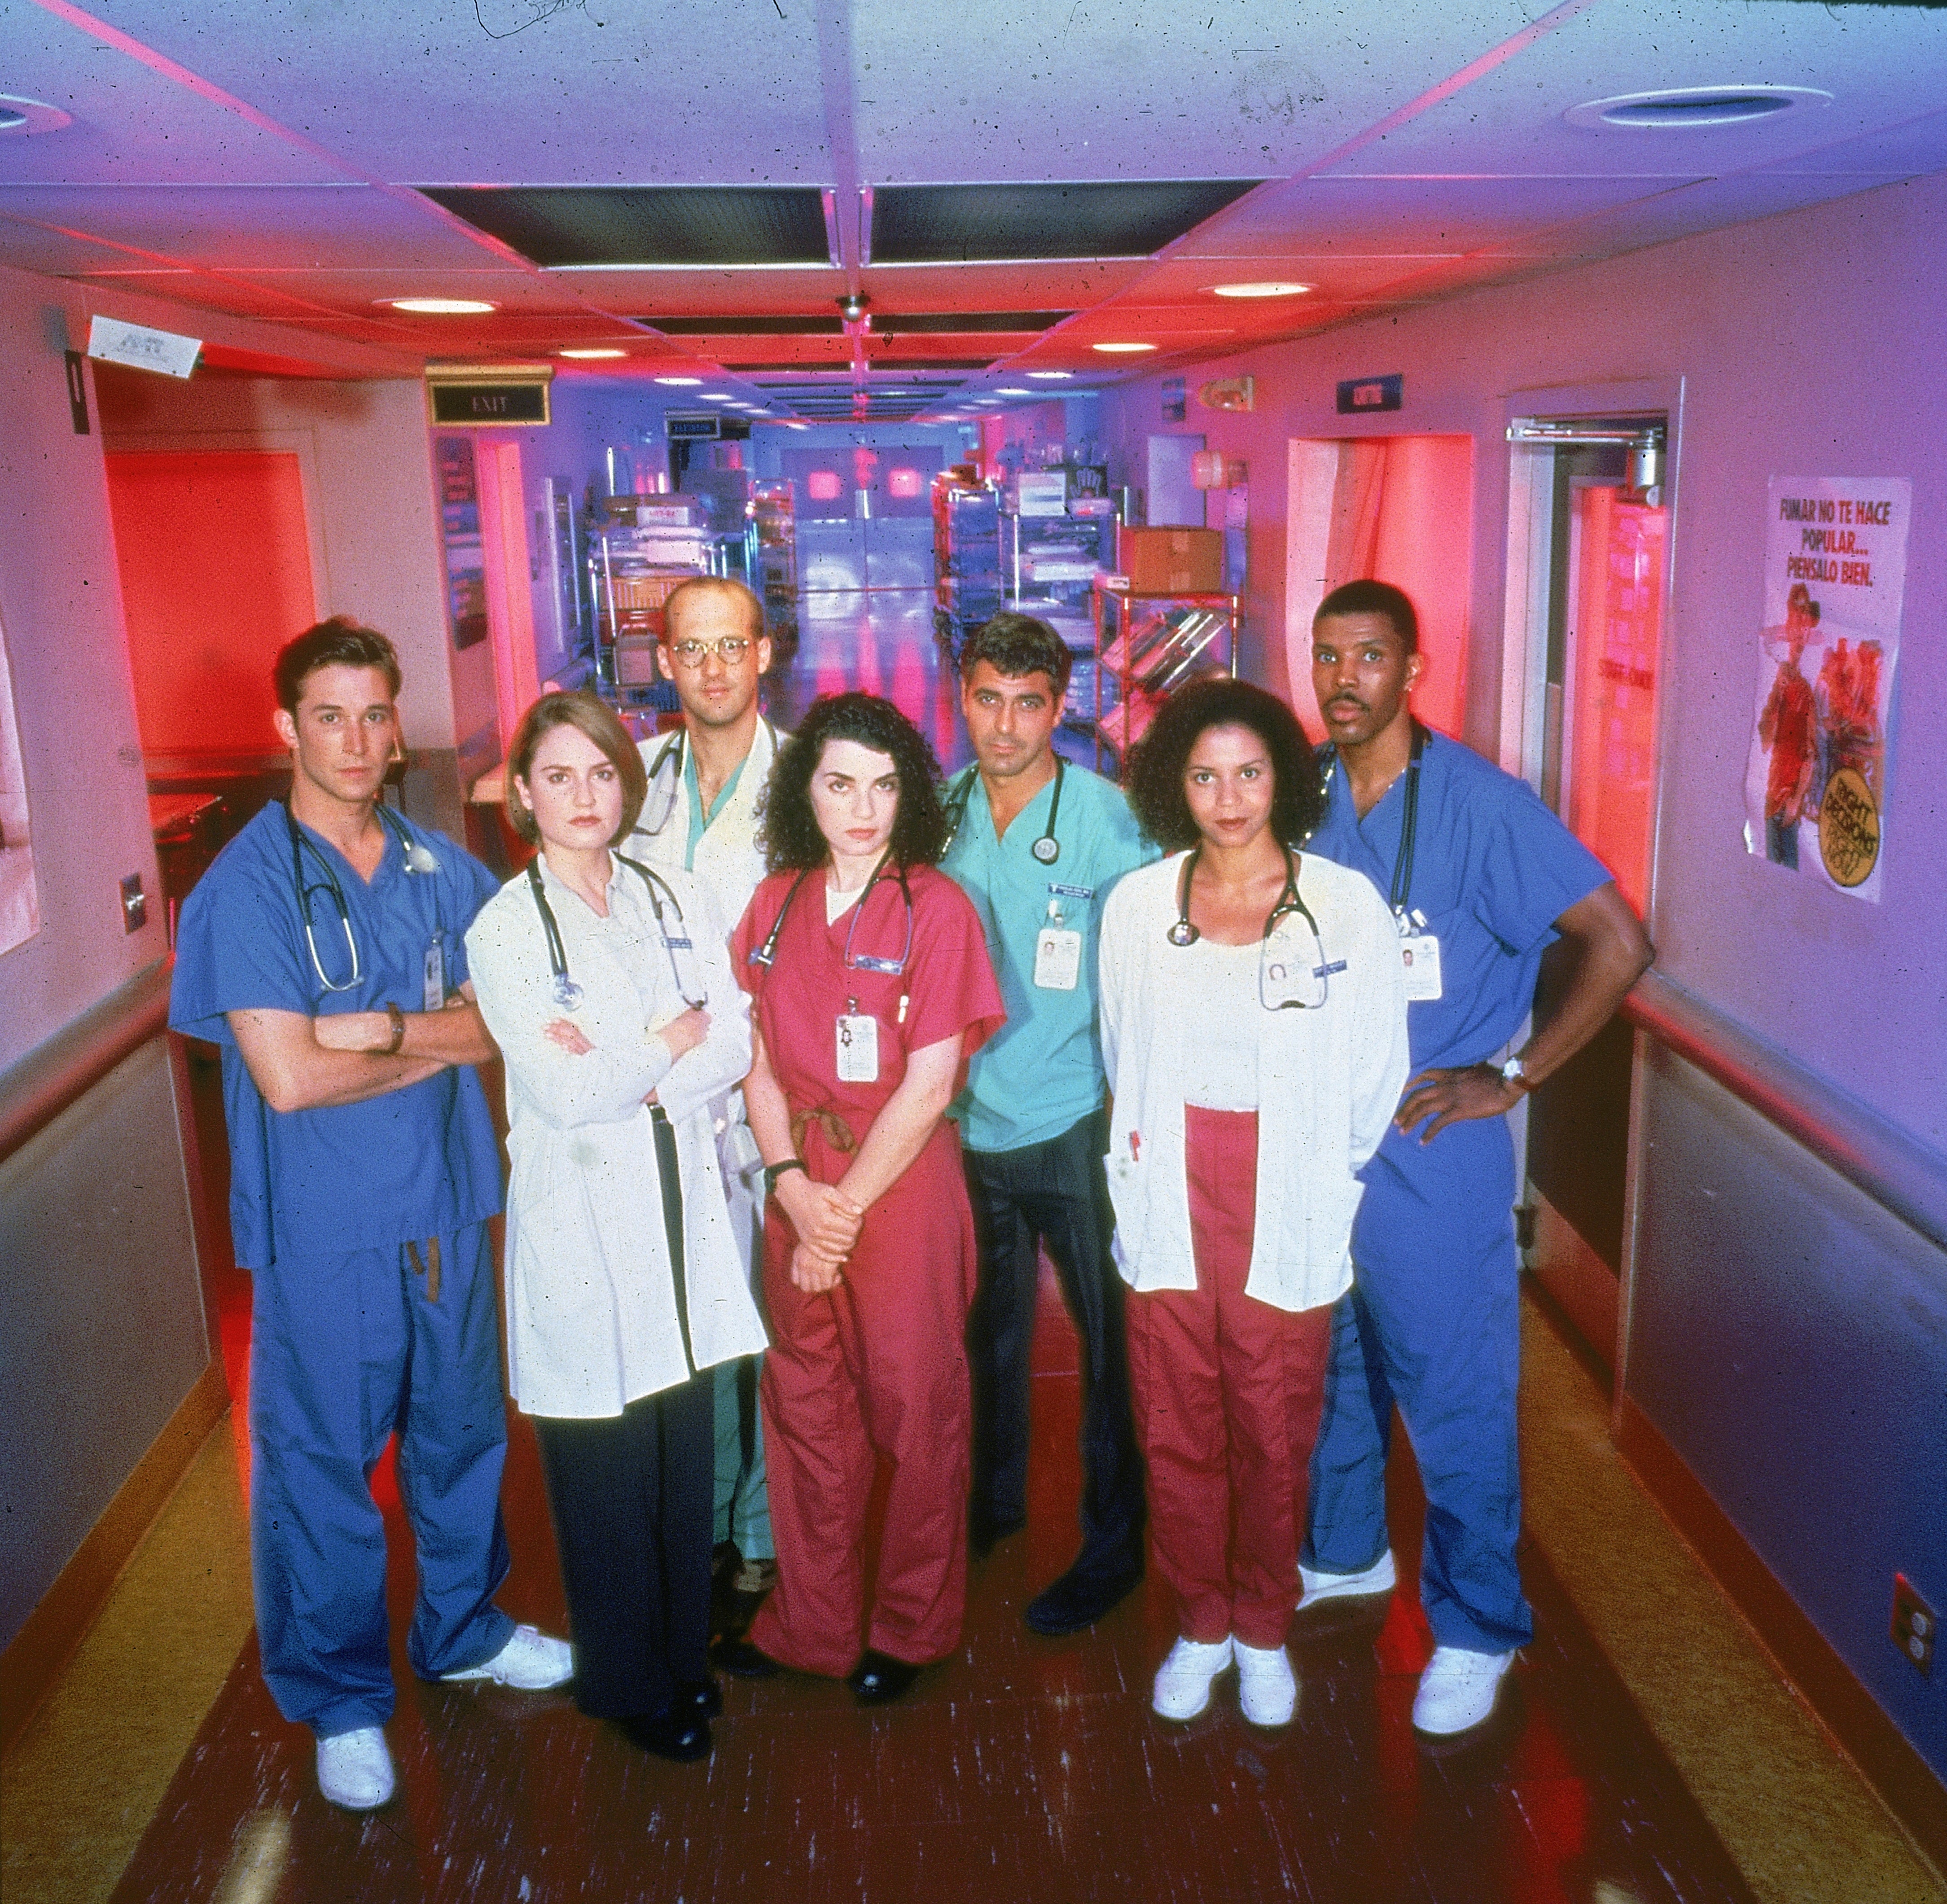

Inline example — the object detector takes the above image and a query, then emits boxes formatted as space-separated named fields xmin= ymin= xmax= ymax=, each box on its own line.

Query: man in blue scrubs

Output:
xmin=943 ymin=613 xmax=1155 ymax=1635
xmin=171 ymin=618 xmax=571 ymax=1812
xmin=1299 ymin=580 xmax=1652 ymax=1737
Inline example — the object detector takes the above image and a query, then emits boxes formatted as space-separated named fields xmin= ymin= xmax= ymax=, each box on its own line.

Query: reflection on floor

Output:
xmin=6 ymin=591 xmax=1943 ymax=1904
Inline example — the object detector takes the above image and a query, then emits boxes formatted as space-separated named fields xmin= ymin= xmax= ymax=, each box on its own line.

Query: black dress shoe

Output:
xmin=1024 ymin=1559 xmax=1144 ymax=1636
xmin=846 ymin=1649 xmax=922 ymax=1705
xmin=619 ymin=1710 xmax=712 ymax=1763
xmin=675 ymin=1676 xmax=723 ymax=1718
xmin=709 ymin=1635 xmax=782 ymax=1679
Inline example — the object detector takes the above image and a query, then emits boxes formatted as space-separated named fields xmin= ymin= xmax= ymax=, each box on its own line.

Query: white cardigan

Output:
xmin=630 ymin=715 xmax=782 ymax=922
xmin=466 ymin=855 xmax=767 ymax=1419
xmin=1098 ymin=851 xmax=1409 ymax=1313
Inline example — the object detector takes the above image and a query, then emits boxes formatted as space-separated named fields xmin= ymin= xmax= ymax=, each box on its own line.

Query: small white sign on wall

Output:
xmin=87 ymin=314 xmax=202 ymax=380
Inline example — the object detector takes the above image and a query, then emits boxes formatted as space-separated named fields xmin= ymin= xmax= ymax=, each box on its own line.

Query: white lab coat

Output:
xmin=1097 ymin=851 xmax=1410 ymax=1314
xmin=629 ymin=716 xmax=786 ymax=1274
xmin=466 ymin=854 xmax=767 ymax=1419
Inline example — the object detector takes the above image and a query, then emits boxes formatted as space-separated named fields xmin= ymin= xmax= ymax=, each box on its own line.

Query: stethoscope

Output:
xmin=287 ymin=799 xmax=440 ymax=994
xmin=526 ymin=852 xmax=706 ymax=1012
xmin=1166 ymin=841 xmax=1340 ymax=1010
xmin=942 ymin=755 xmax=1066 ymax=865
xmin=635 ymin=719 xmax=777 ymax=838
xmin=1315 ymin=721 xmax=1425 ymax=922
xmin=747 ymin=851 xmax=915 ymax=978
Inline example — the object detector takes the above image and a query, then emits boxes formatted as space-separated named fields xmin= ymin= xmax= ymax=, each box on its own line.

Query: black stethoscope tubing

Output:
xmin=943 ymin=755 xmax=1065 ymax=866
xmin=526 ymin=851 xmax=706 ymax=1012
xmin=1316 ymin=721 xmax=1425 ymax=918
xmin=746 ymin=850 xmax=915 ymax=977
xmin=287 ymin=799 xmax=434 ymax=994
xmin=637 ymin=718 xmax=777 ymax=838
xmin=1166 ymin=841 xmax=1320 ymax=950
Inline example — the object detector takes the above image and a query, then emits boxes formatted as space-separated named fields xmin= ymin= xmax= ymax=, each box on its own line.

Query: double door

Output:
xmin=780 ymin=445 xmax=942 ymax=610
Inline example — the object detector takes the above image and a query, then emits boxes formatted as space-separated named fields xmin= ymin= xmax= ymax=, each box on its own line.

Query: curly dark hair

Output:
xmin=759 ymin=692 xmax=949 ymax=871
xmin=1125 ymin=678 xmax=1322 ymax=852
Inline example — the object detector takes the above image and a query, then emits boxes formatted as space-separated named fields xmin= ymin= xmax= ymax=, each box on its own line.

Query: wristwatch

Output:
xmin=764 ymin=1158 xmax=808 ymax=1195
xmin=1499 ymin=1055 xmax=1531 ymax=1094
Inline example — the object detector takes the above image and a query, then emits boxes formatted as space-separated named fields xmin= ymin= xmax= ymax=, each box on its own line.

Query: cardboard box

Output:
xmin=1117 ymin=525 xmax=1222 ymax=594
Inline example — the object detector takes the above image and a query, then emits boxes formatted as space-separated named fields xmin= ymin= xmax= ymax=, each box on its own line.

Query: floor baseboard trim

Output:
xmin=1617 ymin=1392 xmax=1947 ymax=1885
xmin=0 ymin=1357 xmax=232 ymax=1758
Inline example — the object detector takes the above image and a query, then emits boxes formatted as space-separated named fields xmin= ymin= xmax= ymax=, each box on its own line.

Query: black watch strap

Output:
xmin=764 ymin=1158 xmax=808 ymax=1194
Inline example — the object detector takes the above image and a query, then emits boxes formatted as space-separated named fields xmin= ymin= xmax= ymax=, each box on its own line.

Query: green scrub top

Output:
xmin=684 ymin=744 xmax=748 ymax=872
xmin=943 ymin=758 xmax=1156 ymax=1153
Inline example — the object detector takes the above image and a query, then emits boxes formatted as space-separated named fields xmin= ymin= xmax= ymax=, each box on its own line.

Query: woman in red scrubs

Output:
xmin=723 ymin=693 xmax=1004 ymax=1704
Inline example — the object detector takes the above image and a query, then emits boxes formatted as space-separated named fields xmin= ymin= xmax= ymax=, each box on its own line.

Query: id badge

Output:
xmin=1399 ymin=932 xmax=1443 ymax=1001
xmin=423 ymin=939 xmax=446 ymax=1012
xmin=1034 ymin=925 xmax=1083 ymax=991
xmin=837 ymin=1012 xmax=879 ymax=1083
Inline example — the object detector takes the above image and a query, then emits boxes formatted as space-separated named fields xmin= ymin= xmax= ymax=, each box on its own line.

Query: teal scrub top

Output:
xmin=683 ymin=744 xmax=748 ymax=871
xmin=943 ymin=758 xmax=1156 ymax=1153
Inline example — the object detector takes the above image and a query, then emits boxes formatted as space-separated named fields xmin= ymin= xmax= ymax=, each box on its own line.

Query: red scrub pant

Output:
xmin=752 ymin=1231 xmax=971 ymax=1676
xmin=1127 ymin=1107 xmax=1331 ymax=1651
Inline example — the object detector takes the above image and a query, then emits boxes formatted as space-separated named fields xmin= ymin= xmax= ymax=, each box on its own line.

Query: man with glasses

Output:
xmin=629 ymin=577 xmax=785 ymax=1636
xmin=169 ymin=618 xmax=571 ymax=1812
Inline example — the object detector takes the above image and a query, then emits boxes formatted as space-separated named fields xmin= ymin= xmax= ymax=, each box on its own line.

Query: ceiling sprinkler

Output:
xmin=837 ymin=293 xmax=870 ymax=324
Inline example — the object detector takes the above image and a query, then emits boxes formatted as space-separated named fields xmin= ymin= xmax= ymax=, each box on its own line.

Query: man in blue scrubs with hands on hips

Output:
xmin=170 ymin=618 xmax=571 ymax=1813
xmin=943 ymin=612 xmax=1155 ymax=1635
xmin=1298 ymin=581 xmax=1652 ymax=1738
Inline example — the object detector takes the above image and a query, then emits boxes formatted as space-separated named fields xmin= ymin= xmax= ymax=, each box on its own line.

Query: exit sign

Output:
xmin=427 ymin=380 xmax=551 ymax=426
xmin=1336 ymin=373 xmax=1403 ymax=415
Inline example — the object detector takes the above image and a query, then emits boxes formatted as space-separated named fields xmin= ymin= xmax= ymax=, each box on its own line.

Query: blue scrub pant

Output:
xmin=249 ymin=1220 xmax=515 ymax=1737
xmin=1302 ymin=1118 xmax=1535 ymax=1656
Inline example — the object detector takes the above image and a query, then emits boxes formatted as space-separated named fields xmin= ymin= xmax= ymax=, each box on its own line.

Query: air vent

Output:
xmin=869 ymin=182 xmax=1259 ymax=263
xmin=643 ymin=316 xmax=846 ymax=335
xmin=873 ymin=312 xmax=1074 ymax=333
xmin=418 ymin=186 xmax=833 ymax=268
xmin=1565 ymin=86 xmax=1831 ymax=131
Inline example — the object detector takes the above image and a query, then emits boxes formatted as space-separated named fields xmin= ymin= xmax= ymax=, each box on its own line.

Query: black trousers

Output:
xmin=964 ymin=1105 xmax=1145 ymax=1579
xmin=532 ymin=1373 xmax=713 ymax=1721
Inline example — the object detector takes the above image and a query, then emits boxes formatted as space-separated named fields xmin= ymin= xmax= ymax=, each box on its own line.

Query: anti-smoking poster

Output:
xmin=1743 ymin=475 xmax=1908 ymax=902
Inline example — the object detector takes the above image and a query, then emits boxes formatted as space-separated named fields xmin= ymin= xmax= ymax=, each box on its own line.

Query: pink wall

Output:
xmin=1100 ymin=171 xmax=1947 ymax=1145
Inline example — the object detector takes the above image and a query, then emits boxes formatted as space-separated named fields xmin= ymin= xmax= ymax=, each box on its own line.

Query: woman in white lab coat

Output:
xmin=466 ymin=691 xmax=765 ymax=1765
xmin=1099 ymin=679 xmax=1408 ymax=1732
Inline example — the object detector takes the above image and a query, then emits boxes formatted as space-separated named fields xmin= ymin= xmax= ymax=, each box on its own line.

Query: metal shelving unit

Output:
xmin=1086 ymin=582 xmax=1241 ymax=777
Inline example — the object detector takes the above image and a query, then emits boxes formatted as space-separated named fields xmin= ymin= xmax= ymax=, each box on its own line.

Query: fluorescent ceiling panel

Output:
xmin=872 ymin=311 xmax=1073 ymax=332
xmin=419 ymin=187 xmax=833 ymax=269
xmin=869 ymin=182 xmax=1261 ymax=263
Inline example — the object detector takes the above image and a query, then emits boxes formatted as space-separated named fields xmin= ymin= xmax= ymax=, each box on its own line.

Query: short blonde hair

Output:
xmin=663 ymin=575 xmax=766 ymax=645
xmin=504 ymin=692 xmax=648 ymax=846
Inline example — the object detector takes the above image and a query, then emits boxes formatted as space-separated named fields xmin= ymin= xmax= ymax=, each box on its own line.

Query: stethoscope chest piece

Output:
xmin=552 ymin=974 xmax=584 ymax=1011
xmin=1031 ymin=833 xmax=1061 ymax=866
xmin=1166 ymin=918 xmax=1200 ymax=948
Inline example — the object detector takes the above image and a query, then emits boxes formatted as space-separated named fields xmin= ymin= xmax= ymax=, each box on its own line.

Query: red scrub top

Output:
xmin=734 ymin=862 xmax=1004 ymax=1263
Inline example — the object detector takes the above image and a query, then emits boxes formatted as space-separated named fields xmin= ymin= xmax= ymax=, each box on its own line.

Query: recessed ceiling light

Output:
xmin=0 ymin=95 xmax=73 ymax=136
xmin=1092 ymin=342 xmax=1157 ymax=355
xmin=1565 ymin=85 xmax=1830 ymax=131
xmin=701 ymin=393 xmax=736 ymax=402
xmin=1210 ymin=281 xmax=1313 ymax=299
xmin=559 ymin=347 xmax=626 ymax=359
xmin=995 ymin=387 xmax=1034 ymax=396
xmin=654 ymin=375 xmax=705 ymax=386
xmin=382 ymin=297 xmax=497 ymax=314
xmin=1026 ymin=371 xmax=1073 ymax=380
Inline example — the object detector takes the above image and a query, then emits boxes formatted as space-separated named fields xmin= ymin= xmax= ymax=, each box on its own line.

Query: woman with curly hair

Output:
xmin=1101 ymin=679 xmax=1408 ymax=1729
xmin=721 ymin=693 xmax=1004 ymax=1702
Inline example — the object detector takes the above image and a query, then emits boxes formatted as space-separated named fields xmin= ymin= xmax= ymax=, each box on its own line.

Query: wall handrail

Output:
xmin=0 ymin=959 xmax=173 ymax=1166
xmin=1624 ymin=967 xmax=1947 ymax=1256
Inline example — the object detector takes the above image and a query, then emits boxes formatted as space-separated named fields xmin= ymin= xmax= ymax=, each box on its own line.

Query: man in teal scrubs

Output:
xmin=628 ymin=577 xmax=783 ymax=1618
xmin=943 ymin=613 xmax=1155 ymax=1634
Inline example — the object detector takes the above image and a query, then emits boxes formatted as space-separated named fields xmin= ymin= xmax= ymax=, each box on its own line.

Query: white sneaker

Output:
xmin=1151 ymin=1636 xmax=1233 ymax=1721
xmin=316 ymin=1725 xmax=395 ymax=1810
xmin=440 ymin=1623 xmax=574 ymax=1690
xmin=1234 ymin=1641 xmax=1298 ymax=1728
xmin=1298 ymin=1548 xmax=1397 ymax=1606
xmin=1412 ymin=1645 xmax=1515 ymax=1736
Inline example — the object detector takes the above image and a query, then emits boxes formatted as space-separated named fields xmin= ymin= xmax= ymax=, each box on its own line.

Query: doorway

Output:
xmin=780 ymin=444 xmax=943 ymax=608
xmin=1502 ymin=407 xmax=1672 ymax=1373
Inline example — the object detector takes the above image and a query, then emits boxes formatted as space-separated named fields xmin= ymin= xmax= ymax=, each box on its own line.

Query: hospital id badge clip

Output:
xmin=1033 ymin=901 xmax=1082 ymax=991
xmin=423 ymin=939 xmax=446 ymax=1012
xmin=837 ymin=1001 xmax=879 ymax=1083
xmin=1397 ymin=910 xmax=1442 ymax=1002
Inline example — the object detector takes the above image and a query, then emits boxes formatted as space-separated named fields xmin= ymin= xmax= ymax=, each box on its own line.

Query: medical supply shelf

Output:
xmin=1086 ymin=582 xmax=1241 ymax=777
xmin=933 ymin=470 xmax=1005 ymax=654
